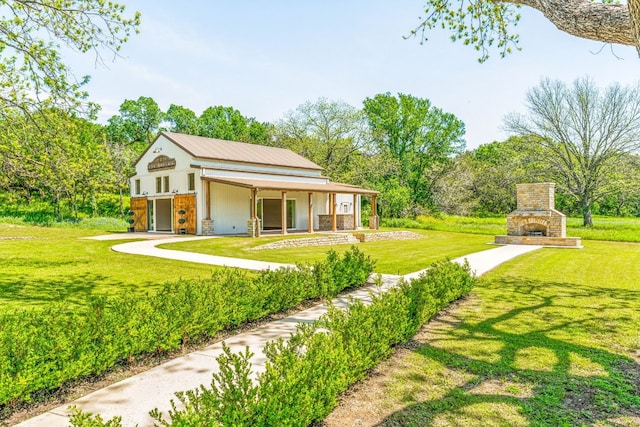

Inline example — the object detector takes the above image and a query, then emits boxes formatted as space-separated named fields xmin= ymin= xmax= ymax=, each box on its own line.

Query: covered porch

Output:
xmin=200 ymin=176 xmax=379 ymax=237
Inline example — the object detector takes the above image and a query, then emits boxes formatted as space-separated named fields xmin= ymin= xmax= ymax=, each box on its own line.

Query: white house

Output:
xmin=129 ymin=132 xmax=379 ymax=236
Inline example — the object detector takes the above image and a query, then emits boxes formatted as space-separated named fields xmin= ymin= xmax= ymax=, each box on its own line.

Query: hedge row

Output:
xmin=0 ymin=247 xmax=374 ymax=407
xmin=72 ymin=260 xmax=475 ymax=426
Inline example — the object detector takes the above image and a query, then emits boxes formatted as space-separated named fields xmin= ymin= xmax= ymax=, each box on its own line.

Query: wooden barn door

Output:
xmin=129 ymin=197 xmax=148 ymax=232
xmin=173 ymin=194 xmax=197 ymax=234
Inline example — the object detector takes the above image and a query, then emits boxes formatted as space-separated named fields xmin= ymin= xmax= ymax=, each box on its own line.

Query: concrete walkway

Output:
xmin=111 ymin=236 xmax=294 ymax=271
xmin=17 ymin=241 xmax=542 ymax=427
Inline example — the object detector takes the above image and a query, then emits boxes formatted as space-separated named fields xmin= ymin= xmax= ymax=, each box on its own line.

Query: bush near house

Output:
xmin=71 ymin=260 xmax=475 ymax=426
xmin=0 ymin=247 xmax=374 ymax=408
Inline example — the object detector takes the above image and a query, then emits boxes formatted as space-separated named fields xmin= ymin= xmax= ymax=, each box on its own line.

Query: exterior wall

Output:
xmin=516 ymin=183 xmax=555 ymax=211
xmin=211 ymin=182 xmax=251 ymax=234
xmin=131 ymin=135 xmax=204 ymax=234
xmin=313 ymin=193 xmax=328 ymax=230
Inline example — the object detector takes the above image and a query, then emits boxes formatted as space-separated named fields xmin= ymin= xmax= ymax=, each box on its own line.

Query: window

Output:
xmin=135 ymin=179 xmax=141 ymax=195
xmin=188 ymin=173 xmax=195 ymax=191
xmin=163 ymin=176 xmax=170 ymax=193
xmin=156 ymin=177 xmax=162 ymax=193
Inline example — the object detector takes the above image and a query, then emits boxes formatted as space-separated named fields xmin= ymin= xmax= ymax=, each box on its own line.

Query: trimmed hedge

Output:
xmin=0 ymin=247 xmax=374 ymax=408
xmin=72 ymin=260 xmax=474 ymax=427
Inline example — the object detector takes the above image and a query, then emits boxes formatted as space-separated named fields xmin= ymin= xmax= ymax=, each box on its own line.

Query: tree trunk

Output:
xmin=582 ymin=200 xmax=593 ymax=227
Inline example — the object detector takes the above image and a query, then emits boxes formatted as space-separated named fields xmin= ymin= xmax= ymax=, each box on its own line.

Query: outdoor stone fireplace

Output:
xmin=494 ymin=183 xmax=582 ymax=247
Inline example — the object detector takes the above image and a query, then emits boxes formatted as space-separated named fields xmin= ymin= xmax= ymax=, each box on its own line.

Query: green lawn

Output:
xmin=383 ymin=214 xmax=640 ymax=243
xmin=0 ymin=225 xmax=492 ymax=312
xmin=0 ymin=224 xmax=223 ymax=312
xmin=159 ymin=228 xmax=493 ymax=275
xmin=330 ymin=240 xmax=640 ymax=426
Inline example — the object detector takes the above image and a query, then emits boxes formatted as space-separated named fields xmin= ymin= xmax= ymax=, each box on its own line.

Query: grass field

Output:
xmin=0 ymin=224 xmax=492 ymax=312
xmin=383 ymin=215 xmax=640 ymax=243
xmin=2 ymin=216 xmax=639 ymax=424
xmin=325 ymin=240 xmax=640 ymax=426
xmin=160 ymin=229 xmax=493 ymax=275
xmin=0 ymin=224 xmax=224 ymax=312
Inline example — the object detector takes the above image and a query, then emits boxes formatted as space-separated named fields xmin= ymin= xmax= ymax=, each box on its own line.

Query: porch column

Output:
xmin=281 ymin=191 xmax=287 ymax=235
xmin=204 ymin=181 xmax=211 ymax=220
xmin=369 ymin=194 xmax=379 ymax=230
xmin=248 ymin=187 xmax=260 ymax=238
xmin=201 ymin=180 xmax=215 ymax=236
xmin=331 ymin=193 xmax=337 ymax=232
xmin=308 ymin=192 xmax=313 ymax=233
xmin=352 ymin=193 xmax=357 ymax=230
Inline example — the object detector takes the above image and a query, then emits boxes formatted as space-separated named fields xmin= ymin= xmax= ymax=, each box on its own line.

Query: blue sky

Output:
xmin=69 ymin=1 xmax=640 ymax=149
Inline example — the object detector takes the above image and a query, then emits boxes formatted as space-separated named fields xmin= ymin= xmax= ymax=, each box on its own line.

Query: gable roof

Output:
xmin=157 ymin=131 xmax=324 ymax=171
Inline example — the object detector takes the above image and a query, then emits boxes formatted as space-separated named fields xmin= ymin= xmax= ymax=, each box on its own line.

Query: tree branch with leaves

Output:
xmin=411 ymin=0 xmax=640 ymax=61
xmin=0 ymin=0 xmax=140 ymax=117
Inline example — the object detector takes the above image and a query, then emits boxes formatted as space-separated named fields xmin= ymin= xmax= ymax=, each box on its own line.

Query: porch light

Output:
xmin=153 ymin=147 xmax=162 ymax=153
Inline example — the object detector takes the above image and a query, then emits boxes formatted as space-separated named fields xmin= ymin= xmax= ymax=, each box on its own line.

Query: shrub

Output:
xmin=0 ymin=247 xmax=374 ymax=408
xmin=132 ymin=260 xmax=476 ymax=427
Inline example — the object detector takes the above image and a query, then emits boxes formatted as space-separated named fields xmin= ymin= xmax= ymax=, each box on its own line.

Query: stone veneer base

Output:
xmin=494 ymin=235 xmax=582 ymax=248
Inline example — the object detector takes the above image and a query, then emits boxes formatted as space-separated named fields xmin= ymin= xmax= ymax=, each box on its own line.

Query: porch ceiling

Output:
xmin=201 ymin=176 xmax=378 ymax=195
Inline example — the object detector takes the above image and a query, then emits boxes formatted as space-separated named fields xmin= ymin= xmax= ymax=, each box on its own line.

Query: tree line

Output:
xmin=2 ymin=77 xmax=640 ymax=226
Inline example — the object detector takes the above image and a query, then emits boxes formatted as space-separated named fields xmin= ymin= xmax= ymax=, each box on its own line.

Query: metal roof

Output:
xmin=160 ymin=132 xmax=324 ymax=171
xmin=202 ymin=176 xmax=379 ymax=195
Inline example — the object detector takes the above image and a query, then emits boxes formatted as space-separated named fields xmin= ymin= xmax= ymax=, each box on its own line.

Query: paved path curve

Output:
xmin=18 ymin=238 xmax=542 ymax=427
xmin=111 ymin=236 xmax=293 ymax=271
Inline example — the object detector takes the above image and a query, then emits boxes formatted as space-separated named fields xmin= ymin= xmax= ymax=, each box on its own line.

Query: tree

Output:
xmin=0 ymin=1 xmax=140 ymax=116
xmin=363 ymin=92 xmax=465 ymax=209
xmin=431 ymin=137 xmax=546 ymax=215
xmin=274 ymin=98 xmax=368 ymax=182
xmin=166 ymin=104 xmax=199 ymax=135
xmin=411 ymin=0 xmax=640 ymax=61
xmin=196 ymin=105 xmax=270 ymax=144
xmin=0 ymin=109 xmax=114 ymax=219
xmin=198 ymin=106 xmax=248 ymax=141
xmin=505 ymin=77 xmax=640 ymax=226
xmin=117 ymin=96 xmax=164 ymax=144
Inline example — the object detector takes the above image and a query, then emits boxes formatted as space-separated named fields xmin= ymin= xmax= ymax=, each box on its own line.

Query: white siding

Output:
xmin=211 ymin=182 xmax=250 ymax=234
xmin=204 ymin=168 xmax=328 ymax=184
xmin=131 ymin=135 xmax=200 ymax=198
xmin=192 ymin=159 xmax=324 ymax=178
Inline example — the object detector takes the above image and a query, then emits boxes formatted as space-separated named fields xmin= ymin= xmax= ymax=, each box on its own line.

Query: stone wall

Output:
xmin=516 ymin=182 xmax=555 ymax=211
xmin=353 ymin=231 xmax=423 ymax=242
xmin=247 ymin=218 xmax=261 ymax=238
xmin=495 ymin=235 xmax=581 ymax=247
xmin=318 ymin=214 xmax=355 ymax=231
xmin=201 ymin=219 xmax=214 ymax=236
xmin=249 ymin=233 xmax=359 ymax=250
